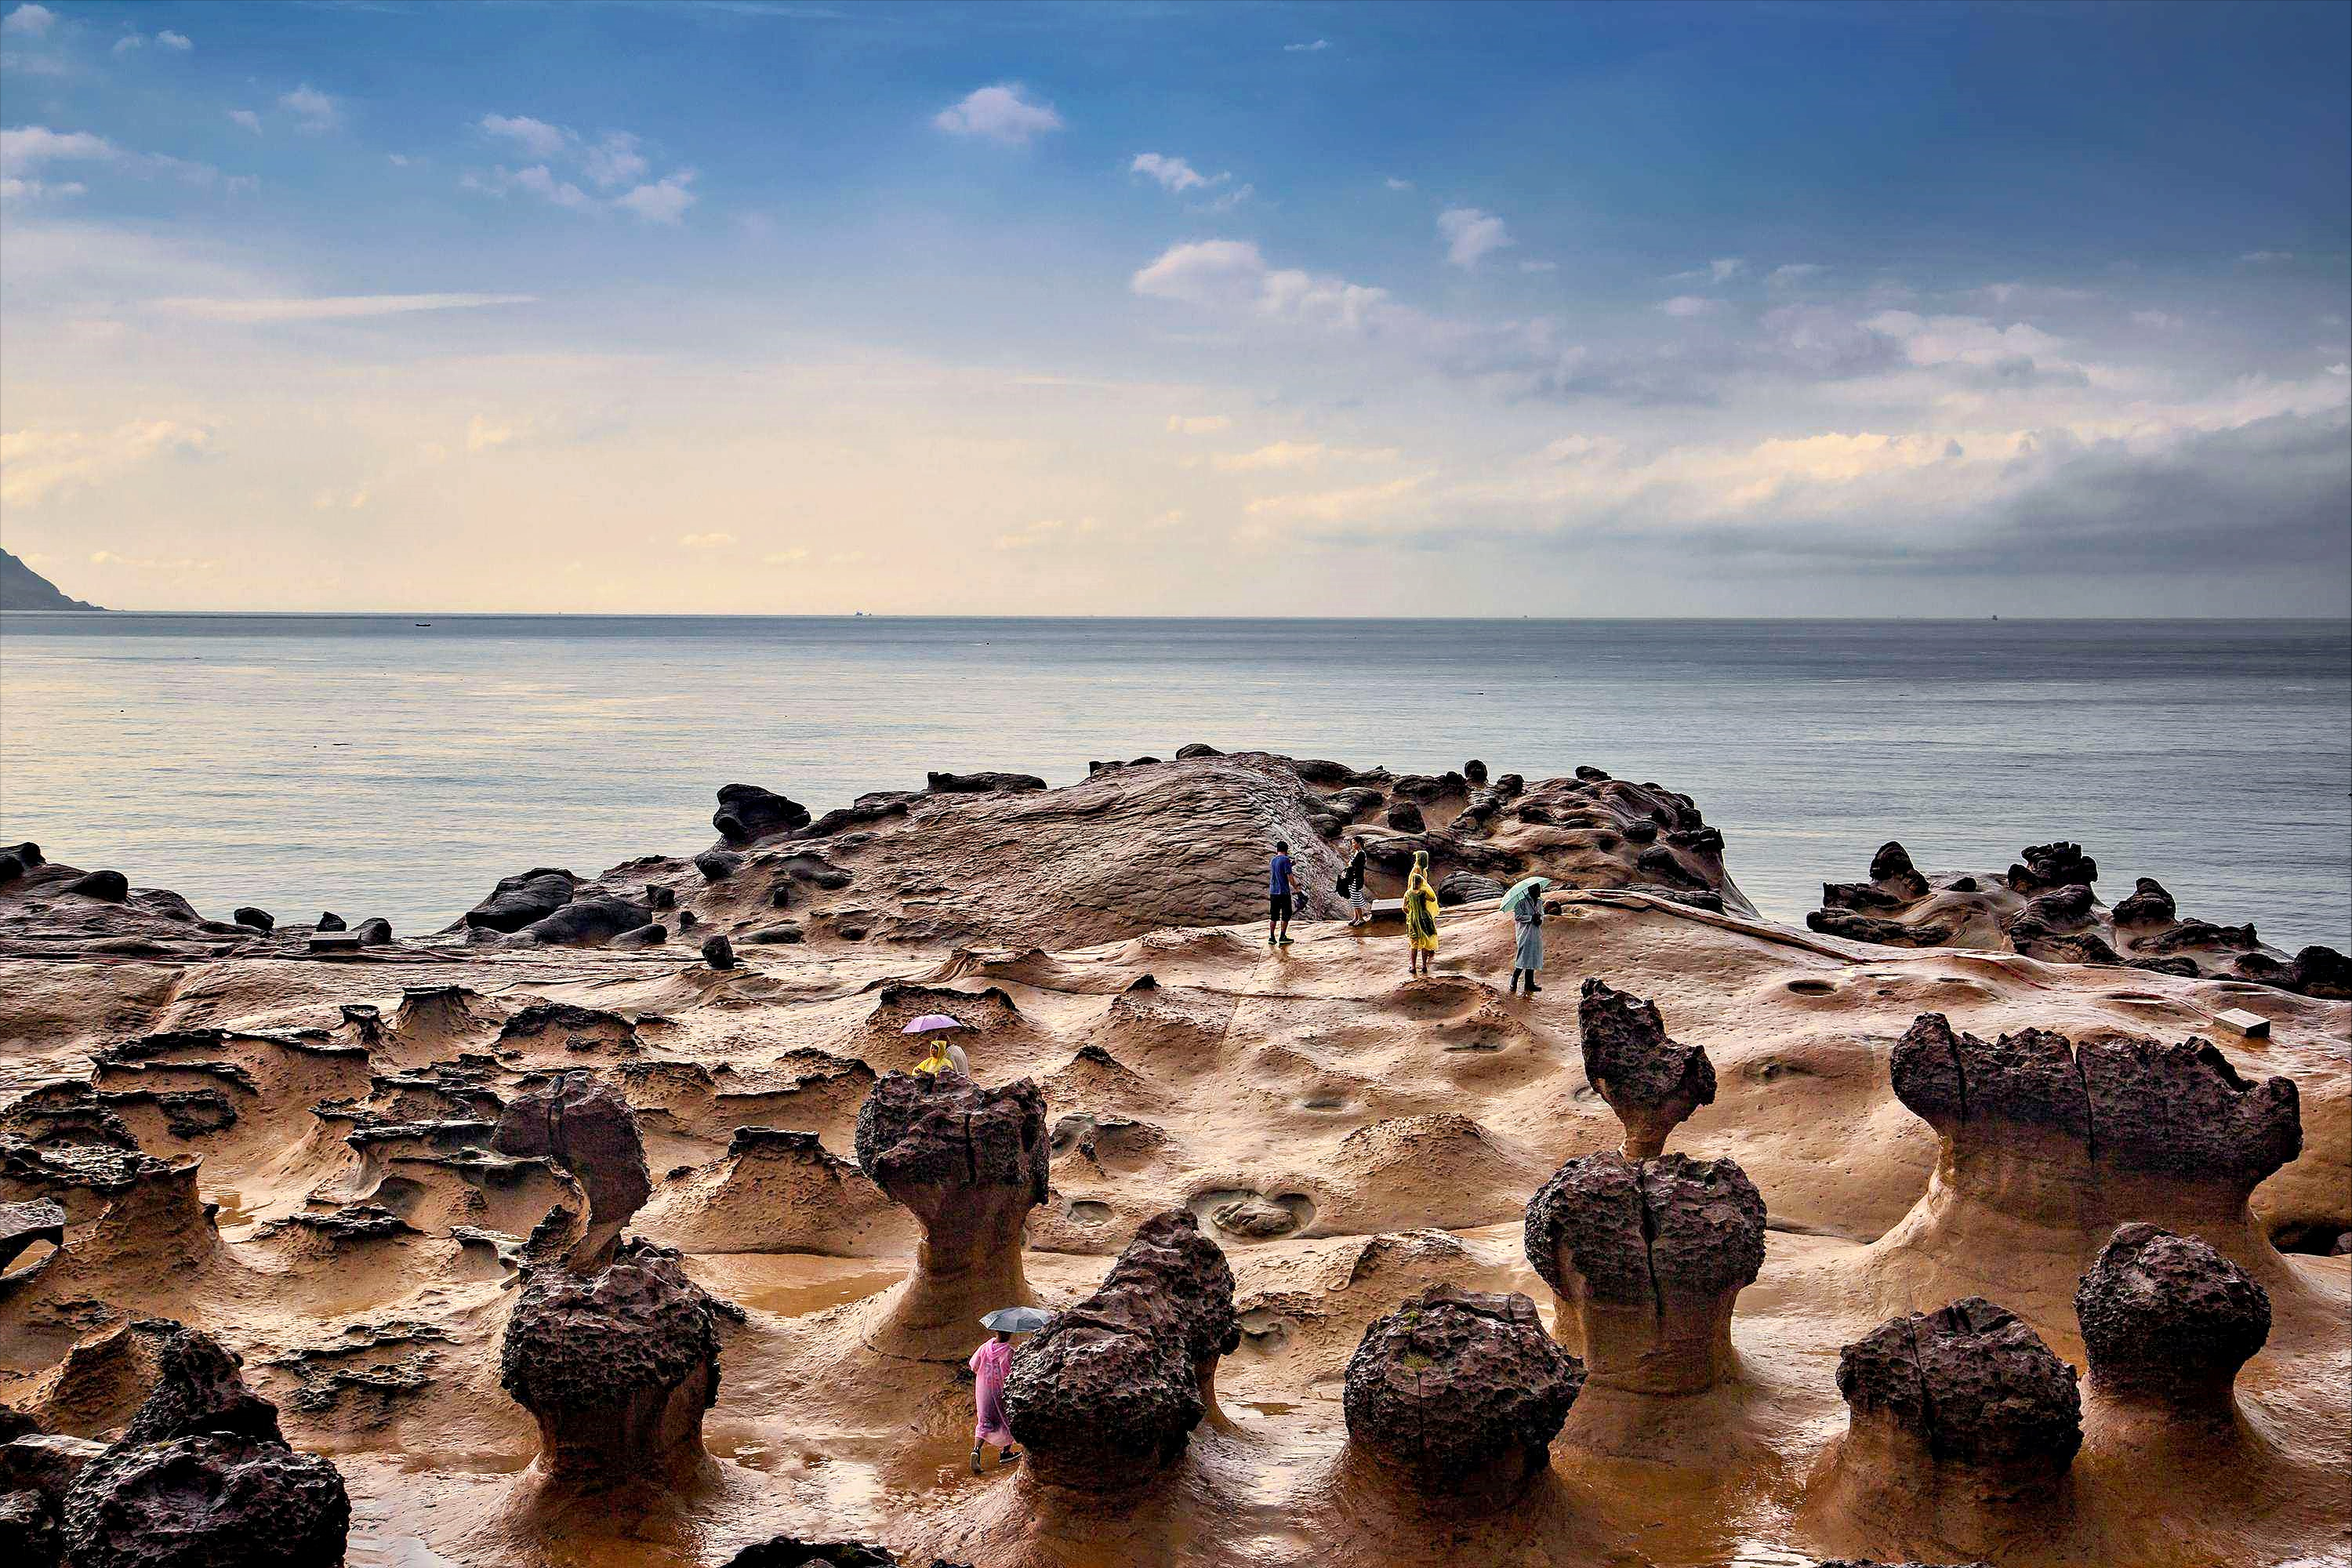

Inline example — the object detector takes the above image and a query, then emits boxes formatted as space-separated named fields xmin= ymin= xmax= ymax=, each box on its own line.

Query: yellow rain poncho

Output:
xmin=1403 ymin=851 xmax=1440 ymax=953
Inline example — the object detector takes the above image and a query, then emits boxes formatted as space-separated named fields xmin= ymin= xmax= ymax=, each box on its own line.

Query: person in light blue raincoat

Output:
xmin=1500 ymin=877 xmax=1552 ymax=996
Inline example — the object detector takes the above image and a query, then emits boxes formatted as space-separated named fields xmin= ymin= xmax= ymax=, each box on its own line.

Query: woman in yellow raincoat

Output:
xmin=1403 ymin=850 xmax=1439 ymax=978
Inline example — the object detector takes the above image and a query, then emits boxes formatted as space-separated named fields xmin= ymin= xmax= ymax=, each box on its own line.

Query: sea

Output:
xmin=2 ymin=615 xmax=2347 ymax=949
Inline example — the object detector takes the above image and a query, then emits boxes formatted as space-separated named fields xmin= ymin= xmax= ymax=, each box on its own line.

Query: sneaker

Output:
xmin=1000 ymin=1448 xmax=1022 ymax=1466
xmin=970 ymin=1448 xmax=983 ymax=1474
xmin=1276 ymin=935 xmax=1293 ymax=945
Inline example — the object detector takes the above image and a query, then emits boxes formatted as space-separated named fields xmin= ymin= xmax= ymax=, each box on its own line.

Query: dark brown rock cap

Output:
xmin=852 ymin=1073 xmax=1048 ymax=1206
xmin=492 ymin=1070 xmax=653 ymax=1235
xmin=1342 ymin=1283 xmax=1584 ymax=1493
xmin=1836 ymin=1297 xmax=2082 ymax=1470
xmin=1523 ymin=1149 xmax=1766 ymax=1305
xmin=498 ymin=1239 xmax=722 ymax=1420
xmin=1576 ymin=978 xmax=1716 ymax=1134
xmin=2074 ymin=1223 xmax=2270 ymax=1402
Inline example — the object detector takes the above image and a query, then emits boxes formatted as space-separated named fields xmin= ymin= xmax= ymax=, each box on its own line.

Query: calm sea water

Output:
xmin=2 ymin=616 xmax=2346 ymax=949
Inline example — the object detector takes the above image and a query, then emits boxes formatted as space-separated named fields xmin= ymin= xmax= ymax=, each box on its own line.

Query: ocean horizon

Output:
xmin=5 ymin=612 xmax=2347 ymax=948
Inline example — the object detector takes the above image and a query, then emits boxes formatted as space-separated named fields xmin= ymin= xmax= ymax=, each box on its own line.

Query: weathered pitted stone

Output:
xmin=521 ymin=896 xmax=657 ymax=946
xmin=2074 ymin=1223 xmax=2270 ymax=1410
xmin=230 ymin=906 xmax=274 ymax=933
xmin=2006 ymin=883 xmax=2096 ymax=939
xmin=0 ymin=1487 xmax=56 ymax=1559
xmin=63 ymin=869 xmax=129 ymax=902
xmin=460 ymin=867 xmax=579 ymax=932
xmin=700 ymin=934 xmax=736 ymax=970
xmin=1341 ymin=1283 xmax=1582 ymax=1500
xmin=59 ymin=1323 xmax=350 ymax=1568
xmin=0 ymin=1199 xmax=65 ymax=1270
xmin=337 ymin=1004 xmax=382 ymax=1044
xmin=314 ymin=912 xmax=346 ymax=932
xmin=1436 ymin=871 xmax=1507 ymax=906
xmin=852 ymin=1073 xmax=1049 ymax=1360
xmin=713 ymin=784 xmax=811 ymax=844
xmin=498 ymin=1239 xmax=720 ymax=1480
xmin=2007 ymin=842 xmax=2097 ymax=893
xmin=1523 ymin=1150 xmax=1765 ymax=1395
xmin=1577 ymin=979 xmax=1716 ymax=1158
xmin=1385 ymin=800 xmax=1425 ymax=833
xmin=1890 ymin=1015 xmax=2088 ymax=1140
xmin=492 ymin=1072 xmax=652 ymax=1269
xmin=2110 ymin=877 xmax=2176 ymax=926
xmin=2285 ymin=943 xmax=2352 ymax=999
xmin=926 ymin=770 xmax=1047 ymax=793
xmin=1836 ymin=1297 xmax=2081 ymax=1474
xmin=351 ymin=917 xmax=393 ymax=946
xmin=1003 ymin=1210 xmax=1237 ymax=1490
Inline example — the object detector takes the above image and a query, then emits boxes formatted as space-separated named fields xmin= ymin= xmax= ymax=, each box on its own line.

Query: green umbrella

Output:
xmin=1498 ymin=877 xmax=1552 ymax=914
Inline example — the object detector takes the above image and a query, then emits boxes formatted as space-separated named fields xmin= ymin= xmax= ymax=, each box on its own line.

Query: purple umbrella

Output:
xmin=902 ymin=1013 xmax=970 ymax=1035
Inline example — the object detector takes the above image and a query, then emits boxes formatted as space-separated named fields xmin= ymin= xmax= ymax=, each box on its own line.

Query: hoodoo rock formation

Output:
xmin=852 ymin=1073 xmax=1049 ymax=1362
xmin=1875 ymin=1014 xmax=2302 ymax=1308
xmin=1340 ymin=1283 xmax=1583 ymax=1504
xmin=1806 ymin=839 xmax=2351 ymax=996
xmin=1575 ymin=980 xmax=1717 ymax=1159
xmin=1523 ymin=1149 xmax=1766 ymax=1397
xmin=56 ymin=1323 xmax=351 ymax=1568
xmin=497 ymin=1239 xmax=723 ymax=1482
xmin=2074 ymin=1223 xmax=2270 ymax=1417
xmin=1001 ymin=1209 xmax=1238 ymax=1491
xmin=491 ymin=1069 xmax=653 ymax=1269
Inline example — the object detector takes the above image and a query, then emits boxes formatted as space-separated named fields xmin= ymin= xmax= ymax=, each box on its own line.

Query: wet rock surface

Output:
xmin=497 ymin=1240 xmax=723 ymax=1479
xmin=1341 ymin=1283 xmax=1583 ymax=1497
xmin=2074 ymin=1223 xmax=2270 ymax=1406
xmin=1576 ymin=979 xmax=1717 ymax=1157
xmin=1004 ymin=1209 xmax=1237 ymax=1490
xmin=1836 ymin=1297 xmax=2082 ymax=1470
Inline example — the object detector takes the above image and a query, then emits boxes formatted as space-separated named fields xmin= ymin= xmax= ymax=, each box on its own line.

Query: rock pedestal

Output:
xmin=498 ymin=1240 xmax=722 ymax=1482
xmin=2074 ymin=1222 xmax=2269 ymax=1420
xmin=1003 ymin=1210 xmax=1237 ymax=1491
xmin=853 ymin=1073 xmax=1049 ymax=1362
xmin=1577 ymin=980 xmax=1716 ymax=1158
xmin=1523 ymin=1150 xmax=1765 ymax=1396
xmin=1341 ymin=1283 xmax=1583 ymax=1504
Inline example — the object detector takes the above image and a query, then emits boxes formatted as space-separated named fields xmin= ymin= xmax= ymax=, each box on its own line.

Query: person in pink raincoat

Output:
xmin=968 ymin=1329 xmax=1022 ymax=1472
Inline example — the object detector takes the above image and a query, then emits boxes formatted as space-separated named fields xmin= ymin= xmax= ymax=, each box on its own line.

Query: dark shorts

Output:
xmin=1269 ymin=893 xmax=1293 ymax=921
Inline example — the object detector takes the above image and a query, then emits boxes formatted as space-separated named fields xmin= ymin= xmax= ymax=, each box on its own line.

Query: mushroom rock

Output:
xmin=491 ymin=1071 xmax=652 ymax=1270
xmin=2007 ymin=841 xmax=2097 ymax=893
xmin=713 ymin=783 xmax=811 ymax=845
xmin=1576 ymin=979 xmax=1717 ymax=1158
xmin=2074 ymin=1223 xmax=2269 ymax=1417
xmin=1001 ymin=1209 xmax=1237 ymax=1491
xmin=459 ymin=866 xmax=579 ymax=932
xmin=1813 ymin=1298 xmax=2081 ymax=1549
xmin=1881 ymin=1014 xmax=2301 ymax=1290
xmin=1523 ymin=1150 xmax=1765 ymax=1396
xmin=1463 ymin=758 xmax=1489 ymax=786
xmin=2109 ymin=877 xmax=2176 ymax=927
xmin=59 ymin=1323 xmax=350 ymax=1568
xmin=497 ymin=1239 xmax=721 ymax=1482
xmin=1340 ymin=1283 xmax=1582 ymax=1504
xmin=1385 ymin=800 xmax=1425 ymax=833
xmin=336 ymin=1004 xmax=383 ymax=1044
xmin=852 ymin=1073 xmax=1048 ymax=1361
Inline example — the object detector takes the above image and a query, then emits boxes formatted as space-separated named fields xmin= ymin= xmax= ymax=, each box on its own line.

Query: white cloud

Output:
xmin=1 ymin=125 xmax=117 ymax=176
xmin=112 ymin=33 xmax=143 ymax=54
xmin=614 ymin=170 xmax=695 ymax=223
xmin=1 ymin=4 xmax=55 ymax=38
xmin=1131 ymin=152 xmax=1224 ymax=194
xmin=1710 ymin=257 xmax=1745 ymax=282
xmin=228 ymin=108 xmax=262 ymax=134
xmin=2130 ymin=310 xmax=2183 ymax=331
xmin=1768 ymin=263 xmax=1824 ymax=287
xmin=1133 ymin=240 xmax=1392 ymax=332
xmin=1519 ymin=260 xmax=1557 ymax=274
xmin=280 ymin=85 xmax=339 ymax=133
xmin=1437 ymin=207 xmax=1512 ymax=269
xmin=156 ymin=29 xmax=190 ymax=49
xmin=1 ymin=419 xmax=212 ymax=508
xmin=387 ymin=152 xmax=412 ymax=167
xmin=933 ymin=83 xmax=1062 ymax=145
xmin=2240 ymin=250 xmax=2294 ymax=263
xmin=154 ymin=292 xmax=536 ymax=323
xmin=1166 ymin=413 xmax=1230 ymax=434
xmin=481 ymin=113 xmax=567 ymax=158
xmin=1385 ymin=177 xmax=1412 ymax=191
xmin=583 ymin=131 xmax=648 ymax=188
xmin=677 ymin=531 xmax=736 ymax=548
xmin=1660 ymin=295 xmax=1718 ymax=318
xmin=466 ymin=415 xmax=516 ymax=452
xmin=1243 ymin=473 xmax=1428 ymax=523
xmin=1284 ymin=38 xmax=1330 ymax=53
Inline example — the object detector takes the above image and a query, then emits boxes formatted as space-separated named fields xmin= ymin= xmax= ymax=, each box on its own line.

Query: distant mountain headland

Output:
xmin=0 ymin=549 xmax=105 ymax=612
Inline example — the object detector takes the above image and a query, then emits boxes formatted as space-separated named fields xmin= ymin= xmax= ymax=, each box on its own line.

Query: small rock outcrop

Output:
xmin=1577 ymin=979 xmax=1716 ymax=1158
xmin=460 ymin=867 xmax=579 ymax=932
xmin=1833 ymin=1296 xmax=2082 ymax=1485
xmin=1523 ymin=1150 xmax=1765 ymax=1395
xmin=1003 ymin=1210 xmax=1238 ymax=1490
xmin=491 ymin=1072 xmax=652 ymax=1270
xmin=58 ymin=1323 xmax=350 ymax=1568
xmin=926 ymin=770 xmax=1046 ymax=793
xmin=713 ymin=784 xmax=811 ymax=844
xmin=2074 ymin=1223 xmax=2270 ymax=1415
xmin=853 ymin=1073 xmax=1049 ymax=1361
xmin=1341 ymin=1283 xmax=1582 ymax=1502
xmin=700 ymin=933 xmax=736 ymax=970
xmin=498 ymin=1240 xmax=722 ymax=1482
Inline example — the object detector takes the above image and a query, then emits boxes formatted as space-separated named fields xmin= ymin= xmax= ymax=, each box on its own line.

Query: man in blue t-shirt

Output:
xmin=1267 ymin=840 xmax=1297 ymax=946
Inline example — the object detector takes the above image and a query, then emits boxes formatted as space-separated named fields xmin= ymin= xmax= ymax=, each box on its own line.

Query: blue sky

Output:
xmin=4 ymin=0 xmax=2347 ymax=613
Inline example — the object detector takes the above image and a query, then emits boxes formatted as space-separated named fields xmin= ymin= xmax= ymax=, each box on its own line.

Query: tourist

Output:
xmin=1268 ymin=838 xmax=1297 ymax=946
xmin=968 ymin=1328 xmax=1022 ymax=1472
xmin=1341 ymin=836 xmax=1372 ymax=927
xmin=1501 ymin=876 xmax=1552 ymax=995
xmin=1403 ymin=850 xmax=1439 ymax=977
xmin=913 ymin=1035 xmax=970 ymax=1076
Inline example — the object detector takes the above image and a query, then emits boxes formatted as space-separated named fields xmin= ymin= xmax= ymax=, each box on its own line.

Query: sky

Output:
xmin=2 ymin=0 xmax=2347 ymax=616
